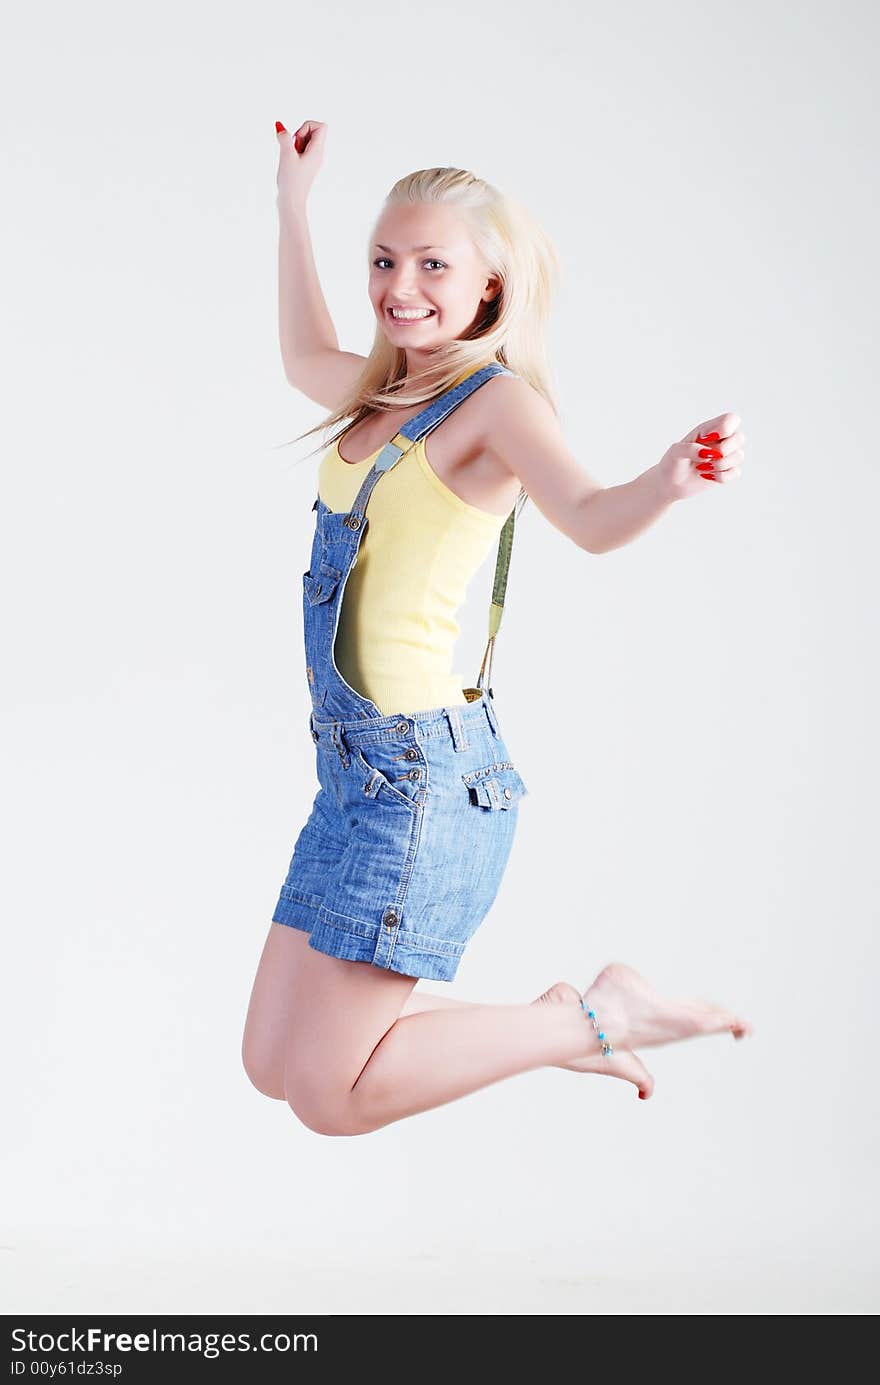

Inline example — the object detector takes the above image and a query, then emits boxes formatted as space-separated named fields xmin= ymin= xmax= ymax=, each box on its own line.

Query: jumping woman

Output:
xmin=242 ymin=119 xmax=753 ymax=1137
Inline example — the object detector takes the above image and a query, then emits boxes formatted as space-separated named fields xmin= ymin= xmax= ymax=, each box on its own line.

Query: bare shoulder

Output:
xmin=480 ymin=370 xmax=549 ymax=417
xmin=470 ymin=371 xmax=605 ymax=544
xmin=475 ymin=372 xmax=559 ymax=471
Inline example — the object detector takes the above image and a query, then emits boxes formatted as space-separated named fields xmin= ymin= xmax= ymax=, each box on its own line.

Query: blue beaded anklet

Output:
xmin=580 ymin=997 xmax=614 ymax=1056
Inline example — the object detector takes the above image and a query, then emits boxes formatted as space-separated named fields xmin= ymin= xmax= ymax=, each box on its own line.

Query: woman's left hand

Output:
xmin=657 ymin=413 xmax=745 ymax=502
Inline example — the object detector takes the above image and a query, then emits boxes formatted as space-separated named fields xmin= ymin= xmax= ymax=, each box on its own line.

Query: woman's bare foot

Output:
xmin=532 ymin=963 xmax=753 ymax=1097
xmin=581 ymin=962 xmax=753 ymax=1049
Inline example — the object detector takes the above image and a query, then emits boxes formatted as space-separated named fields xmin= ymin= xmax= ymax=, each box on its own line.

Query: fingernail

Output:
xmin=698 ymin=448 xmax=722 ymax=459
xmin=275 ymin=120 xmax=286 ymax=132
xmin=705 ymin=432 xmax=720 ymax=441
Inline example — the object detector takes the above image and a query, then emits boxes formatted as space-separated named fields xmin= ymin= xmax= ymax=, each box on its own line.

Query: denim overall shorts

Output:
xmin=271 ymin=363 xmax=529 ymax=982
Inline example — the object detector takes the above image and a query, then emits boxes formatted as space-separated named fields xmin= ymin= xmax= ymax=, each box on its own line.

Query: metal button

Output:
xmin=396 ymin=721 xmax=409 ymax=734
xmin=405 ymin=748 xmax=419 ymax=761
xmin=504 ymin=787 xmax=512 ymax=799
xmin=346 ymin=515 xmax=362 ymax=530
xmin=408 ymin=768 xmax=421 ymax=780
xmin=383 ymin=908 xmax=398 ymax=929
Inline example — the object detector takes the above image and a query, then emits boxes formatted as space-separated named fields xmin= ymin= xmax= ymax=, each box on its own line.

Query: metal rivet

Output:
xmin=396 ymin=721 xmax=409 ymax=734
xmin=408 ymin=768 xmax=421 ymax=780
xmin=405 ymin=748 xmax=419 ymax=761
xmin=347 ymin=515 xmax=361 ymax=530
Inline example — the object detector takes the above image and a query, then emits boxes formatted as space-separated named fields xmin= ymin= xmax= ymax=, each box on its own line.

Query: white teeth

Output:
xmin=390 ymin=308 xmax=434 ymax=319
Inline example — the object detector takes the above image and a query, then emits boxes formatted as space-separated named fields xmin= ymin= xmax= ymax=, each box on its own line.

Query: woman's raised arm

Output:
xmin=275 ymin=119 xmax=366 ymax=407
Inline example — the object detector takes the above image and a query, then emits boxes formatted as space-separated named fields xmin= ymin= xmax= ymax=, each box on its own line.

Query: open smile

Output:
xmin=386 ymin=308 xmax=437 ymax=323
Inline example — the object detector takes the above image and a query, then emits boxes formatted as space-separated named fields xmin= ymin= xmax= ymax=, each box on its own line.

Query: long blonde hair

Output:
xmin=281 ymin=167 xmax=562 ymax=508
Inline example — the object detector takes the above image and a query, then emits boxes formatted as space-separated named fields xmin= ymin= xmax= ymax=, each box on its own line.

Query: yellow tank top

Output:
xmin=318 ymin=434 xmax=507 ymax=716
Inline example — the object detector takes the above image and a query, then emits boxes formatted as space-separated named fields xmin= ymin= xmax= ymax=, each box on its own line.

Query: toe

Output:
xmin=731 ymin=1017 xmax=754 ymax=1040
xmin=612 ymin=1047 xmax=654 ymax=1098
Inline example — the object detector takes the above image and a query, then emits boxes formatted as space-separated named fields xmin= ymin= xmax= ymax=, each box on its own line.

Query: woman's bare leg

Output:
xmin=241 ymin=929 xmax=564 ymax=1099
xmin=285 ymin=970 xmax=652 ymax=1136
xmin=398 ymin=981 xmax=621 ymax=1073
xmin=404 ymin=973 xmax=753 ymax=1053
xmin=282 ymin=943 xmax=753 ymax=1135
xmin=246 ymin=925 xmax=752 ymax=1130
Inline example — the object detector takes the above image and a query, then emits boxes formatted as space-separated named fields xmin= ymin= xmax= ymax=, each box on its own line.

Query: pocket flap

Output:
xmin=304 ymin=561 xmax=342 ymax=605
xmin=462 ymin=764 xmax=528 ymax=809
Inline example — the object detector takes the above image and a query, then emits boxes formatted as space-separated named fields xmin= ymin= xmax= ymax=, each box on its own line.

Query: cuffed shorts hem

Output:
xmin=271 ymin=887 xmax=463 ymax=983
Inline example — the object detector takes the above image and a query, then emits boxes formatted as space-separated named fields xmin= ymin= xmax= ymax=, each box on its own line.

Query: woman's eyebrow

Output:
xmin=374 ymin=243 xmax=449 ymax=252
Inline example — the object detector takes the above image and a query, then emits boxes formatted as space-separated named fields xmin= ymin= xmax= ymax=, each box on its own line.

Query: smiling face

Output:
xmin=368 ymin=202 xmax=501 ymax=376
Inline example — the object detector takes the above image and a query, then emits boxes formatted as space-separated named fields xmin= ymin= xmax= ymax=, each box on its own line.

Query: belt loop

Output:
xmin=445 ymin=706 xmax=468 ymax=753
xmin=331 ymin=721 xmax=350 ymax=767
xmin=484 ymin=693 xmax=500 ymax=738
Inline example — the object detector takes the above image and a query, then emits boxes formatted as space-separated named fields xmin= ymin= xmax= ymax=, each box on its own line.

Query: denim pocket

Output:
xmin=303 ymin=561 xmax=342 ymax=606
xmin=462 ymin=763 xmax=528 ymax=809
xmin=352 ymin=746 xmax=422 ymax=813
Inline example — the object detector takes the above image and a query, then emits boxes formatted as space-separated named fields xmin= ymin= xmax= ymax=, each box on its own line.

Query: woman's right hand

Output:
xmin=275 ymin=120 xmax=328 ymax=211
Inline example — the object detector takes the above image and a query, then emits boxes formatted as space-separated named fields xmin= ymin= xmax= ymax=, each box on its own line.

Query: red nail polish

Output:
xmin=275 ymin=120 xmax=286 ymax=133
xmin=705 ymin=432 xmax=720 ymax=441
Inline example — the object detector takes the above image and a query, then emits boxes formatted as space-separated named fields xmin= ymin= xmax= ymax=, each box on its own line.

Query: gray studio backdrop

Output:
xmin=3 ymin=0 xmax=877 ymax=1314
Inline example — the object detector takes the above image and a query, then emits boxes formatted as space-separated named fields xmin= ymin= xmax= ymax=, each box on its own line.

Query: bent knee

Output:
xmin=286 ymin=1100 xmax=362 ymax=1137
xmin=284 ymin=1076 xmax=362 ymax=1137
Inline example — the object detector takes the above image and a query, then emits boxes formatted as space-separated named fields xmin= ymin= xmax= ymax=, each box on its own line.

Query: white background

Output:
xmin=3 ymin=0 xmax=877 ymax=1314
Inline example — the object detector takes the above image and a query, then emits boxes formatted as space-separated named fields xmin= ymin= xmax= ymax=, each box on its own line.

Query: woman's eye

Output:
xmin=372 ymin=258 xmax=447 ymax=271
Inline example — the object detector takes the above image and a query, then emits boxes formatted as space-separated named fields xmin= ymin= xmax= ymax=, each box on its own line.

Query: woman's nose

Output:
xmin=387 ymin=271 xmax=422 ymax=297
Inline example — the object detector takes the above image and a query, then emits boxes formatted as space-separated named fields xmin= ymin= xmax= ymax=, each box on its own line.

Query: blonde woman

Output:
xmin=242 ymin=119 xmax=752 ymax=1136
